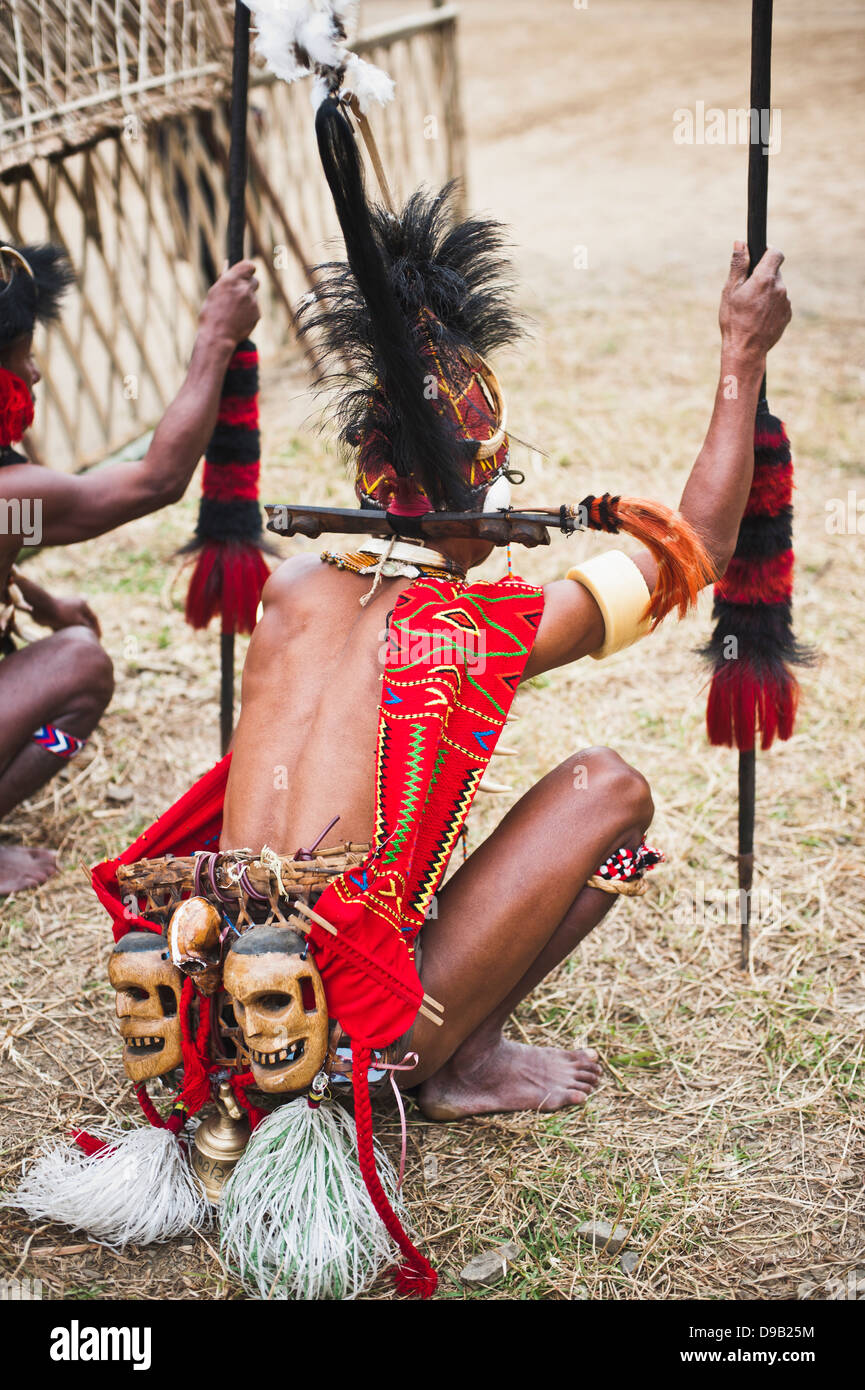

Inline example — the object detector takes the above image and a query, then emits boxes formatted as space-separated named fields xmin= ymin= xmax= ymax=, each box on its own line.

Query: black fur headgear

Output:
xmin=0 ymin=243 xmax=75 ymax=351
xmin=301 ymin=98 xmax=523 ymax=513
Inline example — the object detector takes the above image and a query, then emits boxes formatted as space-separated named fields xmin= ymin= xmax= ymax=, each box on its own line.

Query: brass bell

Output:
xmin=191 ymin=1080 xmax=251 ymax=1202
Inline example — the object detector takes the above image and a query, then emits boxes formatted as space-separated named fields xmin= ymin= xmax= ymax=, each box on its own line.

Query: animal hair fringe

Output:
xmin=219 ymin=1098 xmax=404 ymax=1300
xmin=5 ymin=1125 xmax=208 ymax=1249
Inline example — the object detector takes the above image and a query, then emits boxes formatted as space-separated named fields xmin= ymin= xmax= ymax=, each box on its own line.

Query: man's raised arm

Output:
xmin=526 ymin=242 xmax=792 ymax=678
xmin=2 ymin=261 xmax=260 ymax=545
xmin=640 ymin=242 xmax=791 ymax=587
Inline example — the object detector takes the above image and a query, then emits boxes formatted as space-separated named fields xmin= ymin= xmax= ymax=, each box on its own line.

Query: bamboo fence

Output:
xmin=0 ymin=2 xmax=466 ymax=470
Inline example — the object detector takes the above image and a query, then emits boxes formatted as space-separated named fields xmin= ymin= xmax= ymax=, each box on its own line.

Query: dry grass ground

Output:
xmin=1 ymin=0 xmax=863 ymax=1300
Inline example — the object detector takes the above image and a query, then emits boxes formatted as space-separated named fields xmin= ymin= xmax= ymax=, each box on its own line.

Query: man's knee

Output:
xmin=55 ymin=626 xmax=115 ymax=710
xmin=570 ymin=746 xmax=654 ymax=830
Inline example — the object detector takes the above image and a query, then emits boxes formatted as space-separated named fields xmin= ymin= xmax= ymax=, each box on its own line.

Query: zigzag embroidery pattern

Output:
xmin=383 ymin=721 xmax=427 ymax=865
xmin=410 ymin=765 xmax=482 ymax=922
xmin=373 ymin=719 xmax=392 ymax=850
xmin=388 ymin=578 xmax=543 ymax=929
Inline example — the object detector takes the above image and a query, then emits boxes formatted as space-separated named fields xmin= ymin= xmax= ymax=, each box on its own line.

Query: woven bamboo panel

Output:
xmin=0 ymin=0 xmax=232 ymax=173
xmin=0 ymin=4 xmax=467 ymax=472
xmin=0 ymin=118 xmax=210 ymax=468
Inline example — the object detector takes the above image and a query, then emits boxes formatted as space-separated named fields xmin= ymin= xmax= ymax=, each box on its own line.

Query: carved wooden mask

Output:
xmin=108 ymin=931 xmax=183 ymax=1082
xmin=222 ymin=926 xmax=328 ymax=1093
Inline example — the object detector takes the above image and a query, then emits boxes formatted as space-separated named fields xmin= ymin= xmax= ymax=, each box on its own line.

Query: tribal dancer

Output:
xmin=220 ymin=96 xmax=791 ymax=1125
xmin=10 ymin=13 xmax=791 ymax=1300
xmin=0 ymin=245 xmax=259 ymax=893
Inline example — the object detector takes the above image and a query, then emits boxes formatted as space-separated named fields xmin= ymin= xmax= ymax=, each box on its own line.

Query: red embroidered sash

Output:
xmin=307 ymin=575 xmax=543 ymax=1049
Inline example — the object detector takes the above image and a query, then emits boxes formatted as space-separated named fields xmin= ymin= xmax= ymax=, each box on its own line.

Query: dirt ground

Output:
xmin=1 ymin=0 xmax=863 ymax=1301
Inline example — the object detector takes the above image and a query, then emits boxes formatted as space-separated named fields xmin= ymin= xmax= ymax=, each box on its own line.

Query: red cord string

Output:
xmin=351 ymin=1042 xmax=437 ymax=1298
xmin=175 ymin=980 xmax=212 ymax=1115
xmin=229 ymin=1070 xmax=267 ymax=1129
xmin=135 ymin=1084 xmax=167 ymax=1128
xmin=130 ymin=983 xmax=216 ymax=1137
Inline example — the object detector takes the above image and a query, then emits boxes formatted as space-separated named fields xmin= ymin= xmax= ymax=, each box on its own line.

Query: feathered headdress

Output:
xmin=0 ymin=243 xmax=75 ymax=448
xmin=0 ymin=243 xmax=75 ymax=350
xmin=244 ymin=4 xmax=517 ymax=515
xmin=302 ymin=103 xmax=523 ymax=513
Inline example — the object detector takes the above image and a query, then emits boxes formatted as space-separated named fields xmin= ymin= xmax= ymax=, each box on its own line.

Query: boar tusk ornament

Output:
xmin=167 ymin=896 xmax=223 ymax=995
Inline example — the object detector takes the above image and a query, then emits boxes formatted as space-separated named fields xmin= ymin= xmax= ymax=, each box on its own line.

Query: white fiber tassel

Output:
xmin=220 ymin=1099 xmax=402 ymax=1300
xmin=7 ymin=1126 xmax=208 ymax=1248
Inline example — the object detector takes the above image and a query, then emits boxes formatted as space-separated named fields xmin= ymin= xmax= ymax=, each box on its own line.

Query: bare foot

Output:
xmin=418 ymin=1036 xmax=602 ymax=1120
xmin=0 ymin=844 xmax=58 ymax=894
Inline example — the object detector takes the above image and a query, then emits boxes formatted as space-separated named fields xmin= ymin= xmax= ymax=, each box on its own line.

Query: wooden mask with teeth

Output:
xmin=222 ymin=926 xmax=329 ymax=1093
xmin=108 ymin=931 xmax=183 ymax=1082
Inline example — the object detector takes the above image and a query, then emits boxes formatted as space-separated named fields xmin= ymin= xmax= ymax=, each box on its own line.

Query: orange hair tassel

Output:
xmin=581 ymin=493 xmax=713 ymax=627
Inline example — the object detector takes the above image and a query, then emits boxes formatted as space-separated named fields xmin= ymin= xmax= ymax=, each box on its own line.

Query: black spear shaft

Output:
xmin=738 ymin=0 xmax=773 ymax=968
xmin=747 ymin=0 xmax=773 ymax=278
xmin=220 ymin=2 xmax=252 ymax=756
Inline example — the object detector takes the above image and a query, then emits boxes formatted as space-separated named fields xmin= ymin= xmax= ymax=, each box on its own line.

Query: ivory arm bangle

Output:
xmin=566 ymin=549 xmax=652 ymax=660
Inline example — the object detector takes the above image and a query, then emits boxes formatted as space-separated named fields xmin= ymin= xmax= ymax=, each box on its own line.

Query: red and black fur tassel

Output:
xmin=184 ymin=339 xmax=270 ymax=634
xmin=703 ymin=400 xmax=809 ymax=751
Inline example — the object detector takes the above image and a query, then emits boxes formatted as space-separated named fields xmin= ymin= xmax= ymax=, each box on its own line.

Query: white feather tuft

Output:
xmin=243 ymin=1 xmax=392 ymax=109
xmin=330 ymin=0 xmax=359 ymax=37
xmin=220 ymin=1100 xmax=403 ymax=1300
xmin=341 ymin=55 xmax=396 ymax=114
xmin=297 ymin=10 xmax=343 ymax=68
xmin=483 ymin=473 xmax=512 ymax=512
xmin=5 ymin=1126 xmax=208 ymax=1248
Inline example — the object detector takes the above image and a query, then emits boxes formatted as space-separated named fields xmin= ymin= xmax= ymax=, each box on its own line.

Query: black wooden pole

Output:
xmin=227 ymin=3 xmax=251 ymax=269
xmin=220 ymin=2 xmax=251 ymax=756
xmin=747 ymin=0 xmax=773 ymax=278
xmin=739 ymin=0 xmax=773 ymax=967
xmin=738 ymin=748 xmax=756 ymax=969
